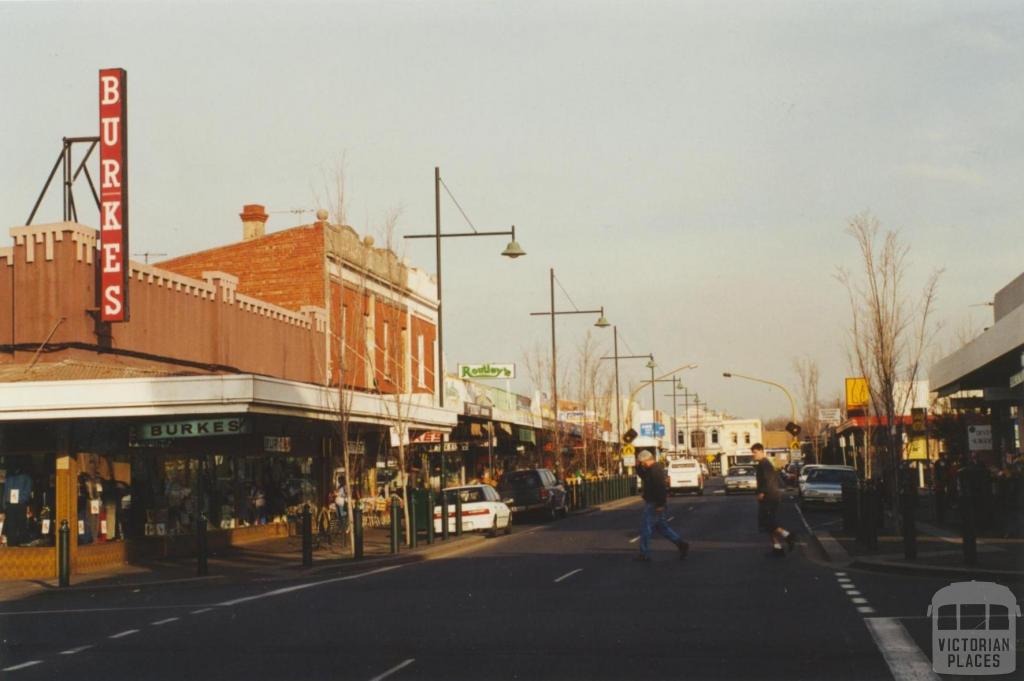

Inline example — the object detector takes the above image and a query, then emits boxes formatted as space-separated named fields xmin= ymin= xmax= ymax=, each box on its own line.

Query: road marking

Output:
xmin=59 ymin=645 xmax=93 ymax=655
xmin=554 ymin=568 xmax=583 ymax=583
xmin=858 ymin=606 xmax=876 ymax=614
xmin=190 ymin=608 xmax=212 ymax=615
xmin=0 ymin=604 xmax=202 ymax=617
xmin=851 ymin=597 xmax=868 ymax=604
xmin=841 ymin=584 xmax=857 ymax=590
xmin=834 ymin=571 xmax=847 ymax=577
xmin=2 ymin=660 xmax=43 ymax=672
xmin=837 ymin=578 xmax=852 ymax=583
xmin=629 ymin=535 xmax=640 ymax=543
xmin=218 ymin=564 xmax=404 ymax=607
xmin=109 ymin=629 xmax=139 ymax=639
xmin=151 ymin=617 xmax=179 ymax=626
xmin=368 ymin=658 xmax=415 ymax=681
xmin=863 ymin=617 xmax=939 ymax=680
xmin=846 ymin=590 xmax=862 ymax=596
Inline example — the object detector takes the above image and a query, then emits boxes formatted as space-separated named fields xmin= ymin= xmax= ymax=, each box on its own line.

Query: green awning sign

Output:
xmin=458 ymin=363 xmax=515 ymax=379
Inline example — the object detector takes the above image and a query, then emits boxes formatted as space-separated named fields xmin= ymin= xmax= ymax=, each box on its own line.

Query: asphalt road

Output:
xmin=1 ymin=478 xmax=1018 ymax=680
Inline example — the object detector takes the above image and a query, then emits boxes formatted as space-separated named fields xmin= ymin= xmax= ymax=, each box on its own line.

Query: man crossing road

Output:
xmin=752 ymin=443 xmax=795 ymax=556
xmin=635 ymin=451 xmax=689 ymax=562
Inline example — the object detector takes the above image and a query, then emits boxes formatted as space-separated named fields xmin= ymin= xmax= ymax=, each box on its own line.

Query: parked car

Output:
xmin=798 ymin=464 xmax=852 ymax=500
xmin=724 ymin=465 xmax=758 ymax=494
xmin=782 ymin=462 xmax=802 ymax=487
xmin=434 ymin=485 xmax=512 ymax=536
xmin=498 ymin=469 xmax=568 ymax=520
xmin=668 ymin=458 xmax=704 ymax=495
xmin=800 ymin=467 xmax=857 ymax=510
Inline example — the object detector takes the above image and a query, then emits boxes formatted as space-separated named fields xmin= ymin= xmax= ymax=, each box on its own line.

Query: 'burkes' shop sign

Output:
xmin=99 ymin=68 xmax=129 ymax=322
xmin=136 ymin=418 xmax=252 ymax=441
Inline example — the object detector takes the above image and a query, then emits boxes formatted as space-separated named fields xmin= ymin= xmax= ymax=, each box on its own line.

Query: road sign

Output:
xmin=911 ymin=408 xmax=927 ymax=434
xmin=622 ymin=444 xmax=635 ymax=456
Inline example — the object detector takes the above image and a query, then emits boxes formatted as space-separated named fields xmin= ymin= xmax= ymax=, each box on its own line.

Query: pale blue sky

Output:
xmin=2 ymin=1 xmax=1021 ymax=419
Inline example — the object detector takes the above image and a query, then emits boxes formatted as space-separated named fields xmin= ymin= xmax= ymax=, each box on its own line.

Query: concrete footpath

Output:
xmin=798 ymin=504 xmax=1024 ymax=580
xmin=0 ymin=495 xmax=640 ymax=603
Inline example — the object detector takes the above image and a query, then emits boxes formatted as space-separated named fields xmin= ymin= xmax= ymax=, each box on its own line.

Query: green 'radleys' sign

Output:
xmin=458 ymin=363 xmax=515 ymax=379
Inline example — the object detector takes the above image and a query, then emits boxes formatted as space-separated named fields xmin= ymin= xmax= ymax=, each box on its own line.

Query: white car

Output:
xmin=798 ymin=465 xmax=852 ymax=499
xmin=724 ymin=465 xmax=758 ymax=494
xmin=433 ymin=485 xmax=512 ymax=536
xmin=667 ymin=458 xmax=704 ymax=495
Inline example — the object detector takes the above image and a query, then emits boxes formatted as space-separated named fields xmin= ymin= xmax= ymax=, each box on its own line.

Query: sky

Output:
xmin=2 ymin=1 xmax=1021 ymax=421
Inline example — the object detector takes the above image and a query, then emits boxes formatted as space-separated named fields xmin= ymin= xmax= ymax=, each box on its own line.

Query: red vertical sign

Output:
xmin=99 ymin=68 xmax=128 ymax=322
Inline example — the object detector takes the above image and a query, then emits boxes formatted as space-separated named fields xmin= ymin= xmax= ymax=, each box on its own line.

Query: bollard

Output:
xmin=353 ymin=504 xmax=364 ymax=560
xmin=409 ymin=494 xmax=418 ymax=549
xmin=961 ymin=487 xmax=977 ymax=566
xmin=197 ymin=512 xmax=209 ymax=576
xmin=841 ymin=481 xmax=858 ymax=535
xmin=455 ymin=493 xmax=463 ymax=536
xmin=441 ymin=489 xmax=450 ymax=541
xmin=301 ymin=504 xmax=313 ymax=568
xmin=864 ymin=483 xmax=878 ymax=551
xmin=58 ymin=520 xmax=70 ymax=587
xmin=581 ymin=480 xmax=588 ymax=509
xmin=390 ymin=497 xmax=401 ymax=554
xmin=901 ymin=489 xmax=917 ymax=560
xmin=934 ymin=485 xmax=945 ymax=524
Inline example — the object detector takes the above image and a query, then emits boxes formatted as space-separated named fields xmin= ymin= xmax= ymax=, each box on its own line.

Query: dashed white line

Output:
xmin=190 ymin=608 xmax=213 ymax=615
xmin=554 ymin=568 xmax=583 ymax=583
xmin=858 ymin=606 xmax=877 ymax=614
xmin=834 ymin=572 xmax=848 ymax=577
xmin=368 ymin=658 xmax=415 ymax=681
xmin=846 ymin=590 xmax=862 ymax=596
xmin=863 ymin=617 xmax=938 ymax=680
xmin=109 ymin=629 xmax=139 ymax=639
xmin=59 ymin=645 xmax=93 ymax=655
xmin=851 ymin=597 xmax=868 ymax=605
xmin=629 ymin=535 xmax=641 ymax=543
xmin=151 ymin=617 xmax=180 ymax=626
xmin=2 ymin=660 xmax=43 ymax=672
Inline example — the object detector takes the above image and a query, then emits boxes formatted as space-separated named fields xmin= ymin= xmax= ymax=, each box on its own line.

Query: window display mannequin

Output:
xmin=2 ymin=465 xmax=33 ymax=546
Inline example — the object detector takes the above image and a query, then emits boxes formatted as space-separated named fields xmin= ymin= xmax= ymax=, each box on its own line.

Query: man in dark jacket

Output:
xmin=635 ymin=451 xmax=688 ymax=562
xmin=753 ymin=443 xmax=795 ymax=556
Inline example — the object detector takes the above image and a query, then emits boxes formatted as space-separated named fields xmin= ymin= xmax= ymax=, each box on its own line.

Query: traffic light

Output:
xmin=785 ymin=422 xmax=801 ymax=437
xmin=622 ymin=428 xmax=638 ymax=444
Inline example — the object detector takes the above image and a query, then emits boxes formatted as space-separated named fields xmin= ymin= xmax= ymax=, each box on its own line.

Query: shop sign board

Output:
xmin=99 ymin=68 xmax=129 ymax=322
xmin=263 ymin=436 xmax=291 ymax=453
xmin=412 ymin=431 xmax=443 ymax=444
xmin=139 ymin=417 xmax=250 ymax=440
xmin=967 ymin=425 xmax=992 ymax=452
xmin=346 ymin=440 xmax=366 ymax=455
xmin=464 ymin=403 xmax=492 ymax=419
xmin=639 ymin=423 xmax=666 ymax=438
xmin=818 ymin=408 xmax=842 ymax=427
xmin=845 ymin=377 xmax=870 ymax=412
xmin=458 ymin=363 xmax=515 ymax=379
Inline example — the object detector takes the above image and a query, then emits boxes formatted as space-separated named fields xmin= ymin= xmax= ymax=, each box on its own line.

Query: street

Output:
xmin=5 ymin=478 xmax=1001 ymax=681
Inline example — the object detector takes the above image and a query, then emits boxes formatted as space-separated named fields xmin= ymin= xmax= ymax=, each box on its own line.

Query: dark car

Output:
xmin=498 ymin=469 xmax=568 ymax=520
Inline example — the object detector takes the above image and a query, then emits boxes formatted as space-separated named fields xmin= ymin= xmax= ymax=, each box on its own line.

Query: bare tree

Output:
xmin=572 ymin=331 xmax=611 ymax=475
xmin=836 ymin=212 xmax=942 ymax=514
xmin=793 ymin=356 xmax=821 ymax=463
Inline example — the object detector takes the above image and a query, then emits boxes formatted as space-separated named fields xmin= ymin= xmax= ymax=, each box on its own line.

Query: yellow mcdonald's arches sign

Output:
xmin=845 ymin=377 xmax=870 ymax=411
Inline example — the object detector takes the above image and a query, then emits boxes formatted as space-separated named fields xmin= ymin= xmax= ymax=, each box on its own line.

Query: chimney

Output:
xmin=240 ymin=204 xmax=268 ymax=241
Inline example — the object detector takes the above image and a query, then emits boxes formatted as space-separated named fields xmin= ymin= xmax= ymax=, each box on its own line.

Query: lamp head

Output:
xmin=645 ymin=357 xmax=656 ymax=370
xmin=594 ymin=307 xmax=610 ymax=328
xmin=501 ymin=239 xmax=526 ymax=259
xmin=722 ymin=372 xmax=732 ymax=378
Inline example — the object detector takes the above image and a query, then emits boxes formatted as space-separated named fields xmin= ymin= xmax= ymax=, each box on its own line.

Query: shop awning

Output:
xmin=930 ymin=302 xmax=1024 ymax=396
xmin=0 ymin=374 xmax=457 ymax=431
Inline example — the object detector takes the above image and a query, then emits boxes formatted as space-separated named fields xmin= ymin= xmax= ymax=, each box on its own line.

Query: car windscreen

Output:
xmin=671 ymin=462 xmax=697 ymax=469
xmin=728 ymin=467 xmax=753 ymax=476
xmin=443 ymin=488 xmax=488 ymax=504
xmin=502 ymin=472 xmax=540 ymax=488
xmin=806 ymin=469 xmax=856 ymax=484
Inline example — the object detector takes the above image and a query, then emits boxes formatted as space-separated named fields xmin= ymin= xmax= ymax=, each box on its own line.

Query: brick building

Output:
xmin=0 ymin=207 xmax=452 ymax=580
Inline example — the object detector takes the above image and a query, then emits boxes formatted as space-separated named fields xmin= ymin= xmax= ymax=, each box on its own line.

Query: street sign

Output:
xmin=639 ymin=423 xmax=666 ymax=438
xmin=911 ymin=408 xmax=927 ymax=434
xmin=818 ymin=408 xmax=842 ymax=427
xmin=622 ymin=444 xmax=635 ymax=456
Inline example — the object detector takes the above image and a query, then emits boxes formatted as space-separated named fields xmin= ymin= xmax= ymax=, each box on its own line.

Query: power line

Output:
xmin=552 ymin=273 xmax=581 ymax=312
xmin=438 ymin=177 xmax=478 ymax=234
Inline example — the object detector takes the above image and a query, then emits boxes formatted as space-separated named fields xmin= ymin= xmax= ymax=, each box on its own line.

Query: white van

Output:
xmin=667 ymin=458 xmax=704 ymax=495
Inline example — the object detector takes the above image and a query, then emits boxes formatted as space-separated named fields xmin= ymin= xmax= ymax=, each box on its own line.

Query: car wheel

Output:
xmin=504 ymin=514 xmax=513 ymax=535
xmin=488 ymin=517 xmax=499 ymax=538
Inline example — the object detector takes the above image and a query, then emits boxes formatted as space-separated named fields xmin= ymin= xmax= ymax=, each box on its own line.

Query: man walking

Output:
xmin=752 ymin=443 xmax=795 ymax=556
xmin=635 ymin=451 xmax=689 ymax=562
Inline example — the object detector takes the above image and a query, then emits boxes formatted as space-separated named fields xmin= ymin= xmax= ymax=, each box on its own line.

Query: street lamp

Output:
xmin=404 ymin=166 xmax=526 ymax=407
xmin=722 ymin=371 xmax=799 ymax=446
xmin=529 ymin=268 xmax=609 ymax=473
xmin=600 ymin=339 xmax=655 ymax=447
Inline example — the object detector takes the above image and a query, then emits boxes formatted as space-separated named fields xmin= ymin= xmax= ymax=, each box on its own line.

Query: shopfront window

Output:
xmin=76 ymin=452 xmax=131 ymax=544
xmin=0 ymin=454 xmax=57 ymax=548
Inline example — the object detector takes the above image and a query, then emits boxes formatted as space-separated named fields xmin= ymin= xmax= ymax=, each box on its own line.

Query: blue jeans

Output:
xmin=640 ymin=502 xmax=681 ymax=556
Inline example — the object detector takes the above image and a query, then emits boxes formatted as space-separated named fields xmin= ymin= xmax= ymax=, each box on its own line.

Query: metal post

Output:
xmin=353 ymin=504 xmax=364 ymax=560
xmin=842 ymin=481 xmax=857 ymax=534
xmin=435 ymin=167 xmax=444 ymax=408
xmin=197 ymin=512 xmax=209 ymax=576
xmin=613 ymin=326 xmax=622 ymax=451
xmin=454 ymin=492 xmax=463 ymax=536
xmin=58 ymin=520 xmax=70 ymax=587
xmin=650 ymin=361 xmax=656 ymax=452
xmin=960 ymin=472 xmax=977 ymax=566
xmin=302 ymin=504 xmax=313 ymax=567
xmin=440 ymin=457 xmax=449 ymax=540
xmin=426 ymin=490 xmax=435 ymax=544
xmin=902 ymin=488 xmax=917 ymax=560
xmin=390 ymin=496 xmax=401 ymax=554
xmin=865 ymin=482 xmax=878 ymax=551
xmin=550 ymin=268 xmax=559 ymax=473
xmin=409 ymin=492 xmax=418 ymax=549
